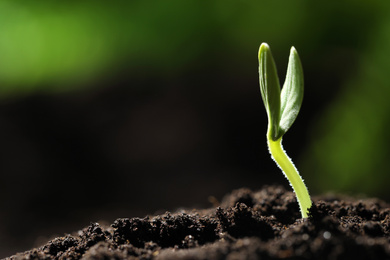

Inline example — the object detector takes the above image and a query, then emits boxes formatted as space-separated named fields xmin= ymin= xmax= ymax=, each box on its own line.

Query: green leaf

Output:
xmin=279 ymin=47 xmax=304 ymax=136
xmin=258 ymin=43 xmax=281 ymax=141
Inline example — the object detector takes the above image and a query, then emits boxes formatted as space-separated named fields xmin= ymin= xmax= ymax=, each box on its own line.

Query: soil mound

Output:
xmin=7 ymin=186 xmax=390 ymax=259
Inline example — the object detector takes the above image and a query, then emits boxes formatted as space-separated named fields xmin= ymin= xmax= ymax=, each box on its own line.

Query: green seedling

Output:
xmin=258 ymin=43 xmax=312 ymax=218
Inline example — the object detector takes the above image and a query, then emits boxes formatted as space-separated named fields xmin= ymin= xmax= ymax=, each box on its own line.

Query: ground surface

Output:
xmin=7 ymin=186 xmax=390 ymax=259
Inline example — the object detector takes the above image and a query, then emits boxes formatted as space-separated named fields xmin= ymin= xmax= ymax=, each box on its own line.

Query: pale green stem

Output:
xmin=267 ymin=137 xmax=312 ymax=218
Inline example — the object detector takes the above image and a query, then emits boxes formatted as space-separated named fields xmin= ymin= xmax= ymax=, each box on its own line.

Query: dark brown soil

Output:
xmin=6 ymin=186 xmax=390 ymax=259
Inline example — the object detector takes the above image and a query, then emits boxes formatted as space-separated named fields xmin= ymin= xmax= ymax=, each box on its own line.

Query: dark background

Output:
xmin=2 ymin=1 xmax=390 ymax=257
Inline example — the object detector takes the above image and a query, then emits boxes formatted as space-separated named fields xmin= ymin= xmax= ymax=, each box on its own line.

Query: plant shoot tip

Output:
xmin=290 ymin=46 xmax=299 ymax=56
xmin=259 ymin=43 xmax=270 ymax=55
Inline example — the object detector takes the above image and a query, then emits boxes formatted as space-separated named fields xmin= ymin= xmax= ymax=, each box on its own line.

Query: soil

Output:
xmin=6 ymin=185 xmax=390 ymax=260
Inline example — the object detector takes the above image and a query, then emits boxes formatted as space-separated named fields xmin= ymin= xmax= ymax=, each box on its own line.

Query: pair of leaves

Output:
xmin=258 ymin=43 xmax=304 ymax=141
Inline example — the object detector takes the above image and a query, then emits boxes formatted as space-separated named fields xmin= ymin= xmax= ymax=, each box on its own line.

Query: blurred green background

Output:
xmin=2 ymin=0 xmax=390 ymax=257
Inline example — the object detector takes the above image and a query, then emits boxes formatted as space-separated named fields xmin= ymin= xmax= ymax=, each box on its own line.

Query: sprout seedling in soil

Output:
xmin=6 ymin=44 xmax=390 ymax=260
xmin=258 ymin=43 xmax=312 ymax=218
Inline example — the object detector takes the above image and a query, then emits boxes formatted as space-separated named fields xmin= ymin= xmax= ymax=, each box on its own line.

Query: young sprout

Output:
xmin=258 ymin=43 xmax=312 ymax=218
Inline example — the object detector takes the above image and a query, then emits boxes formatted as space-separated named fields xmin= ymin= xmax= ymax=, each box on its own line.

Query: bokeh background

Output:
xmin=2 ymin=0 xmax=390 ymax=257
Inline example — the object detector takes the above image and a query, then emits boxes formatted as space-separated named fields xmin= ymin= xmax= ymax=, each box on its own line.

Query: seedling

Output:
xmin=258 ymin=43 xmax=312 ymax=218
